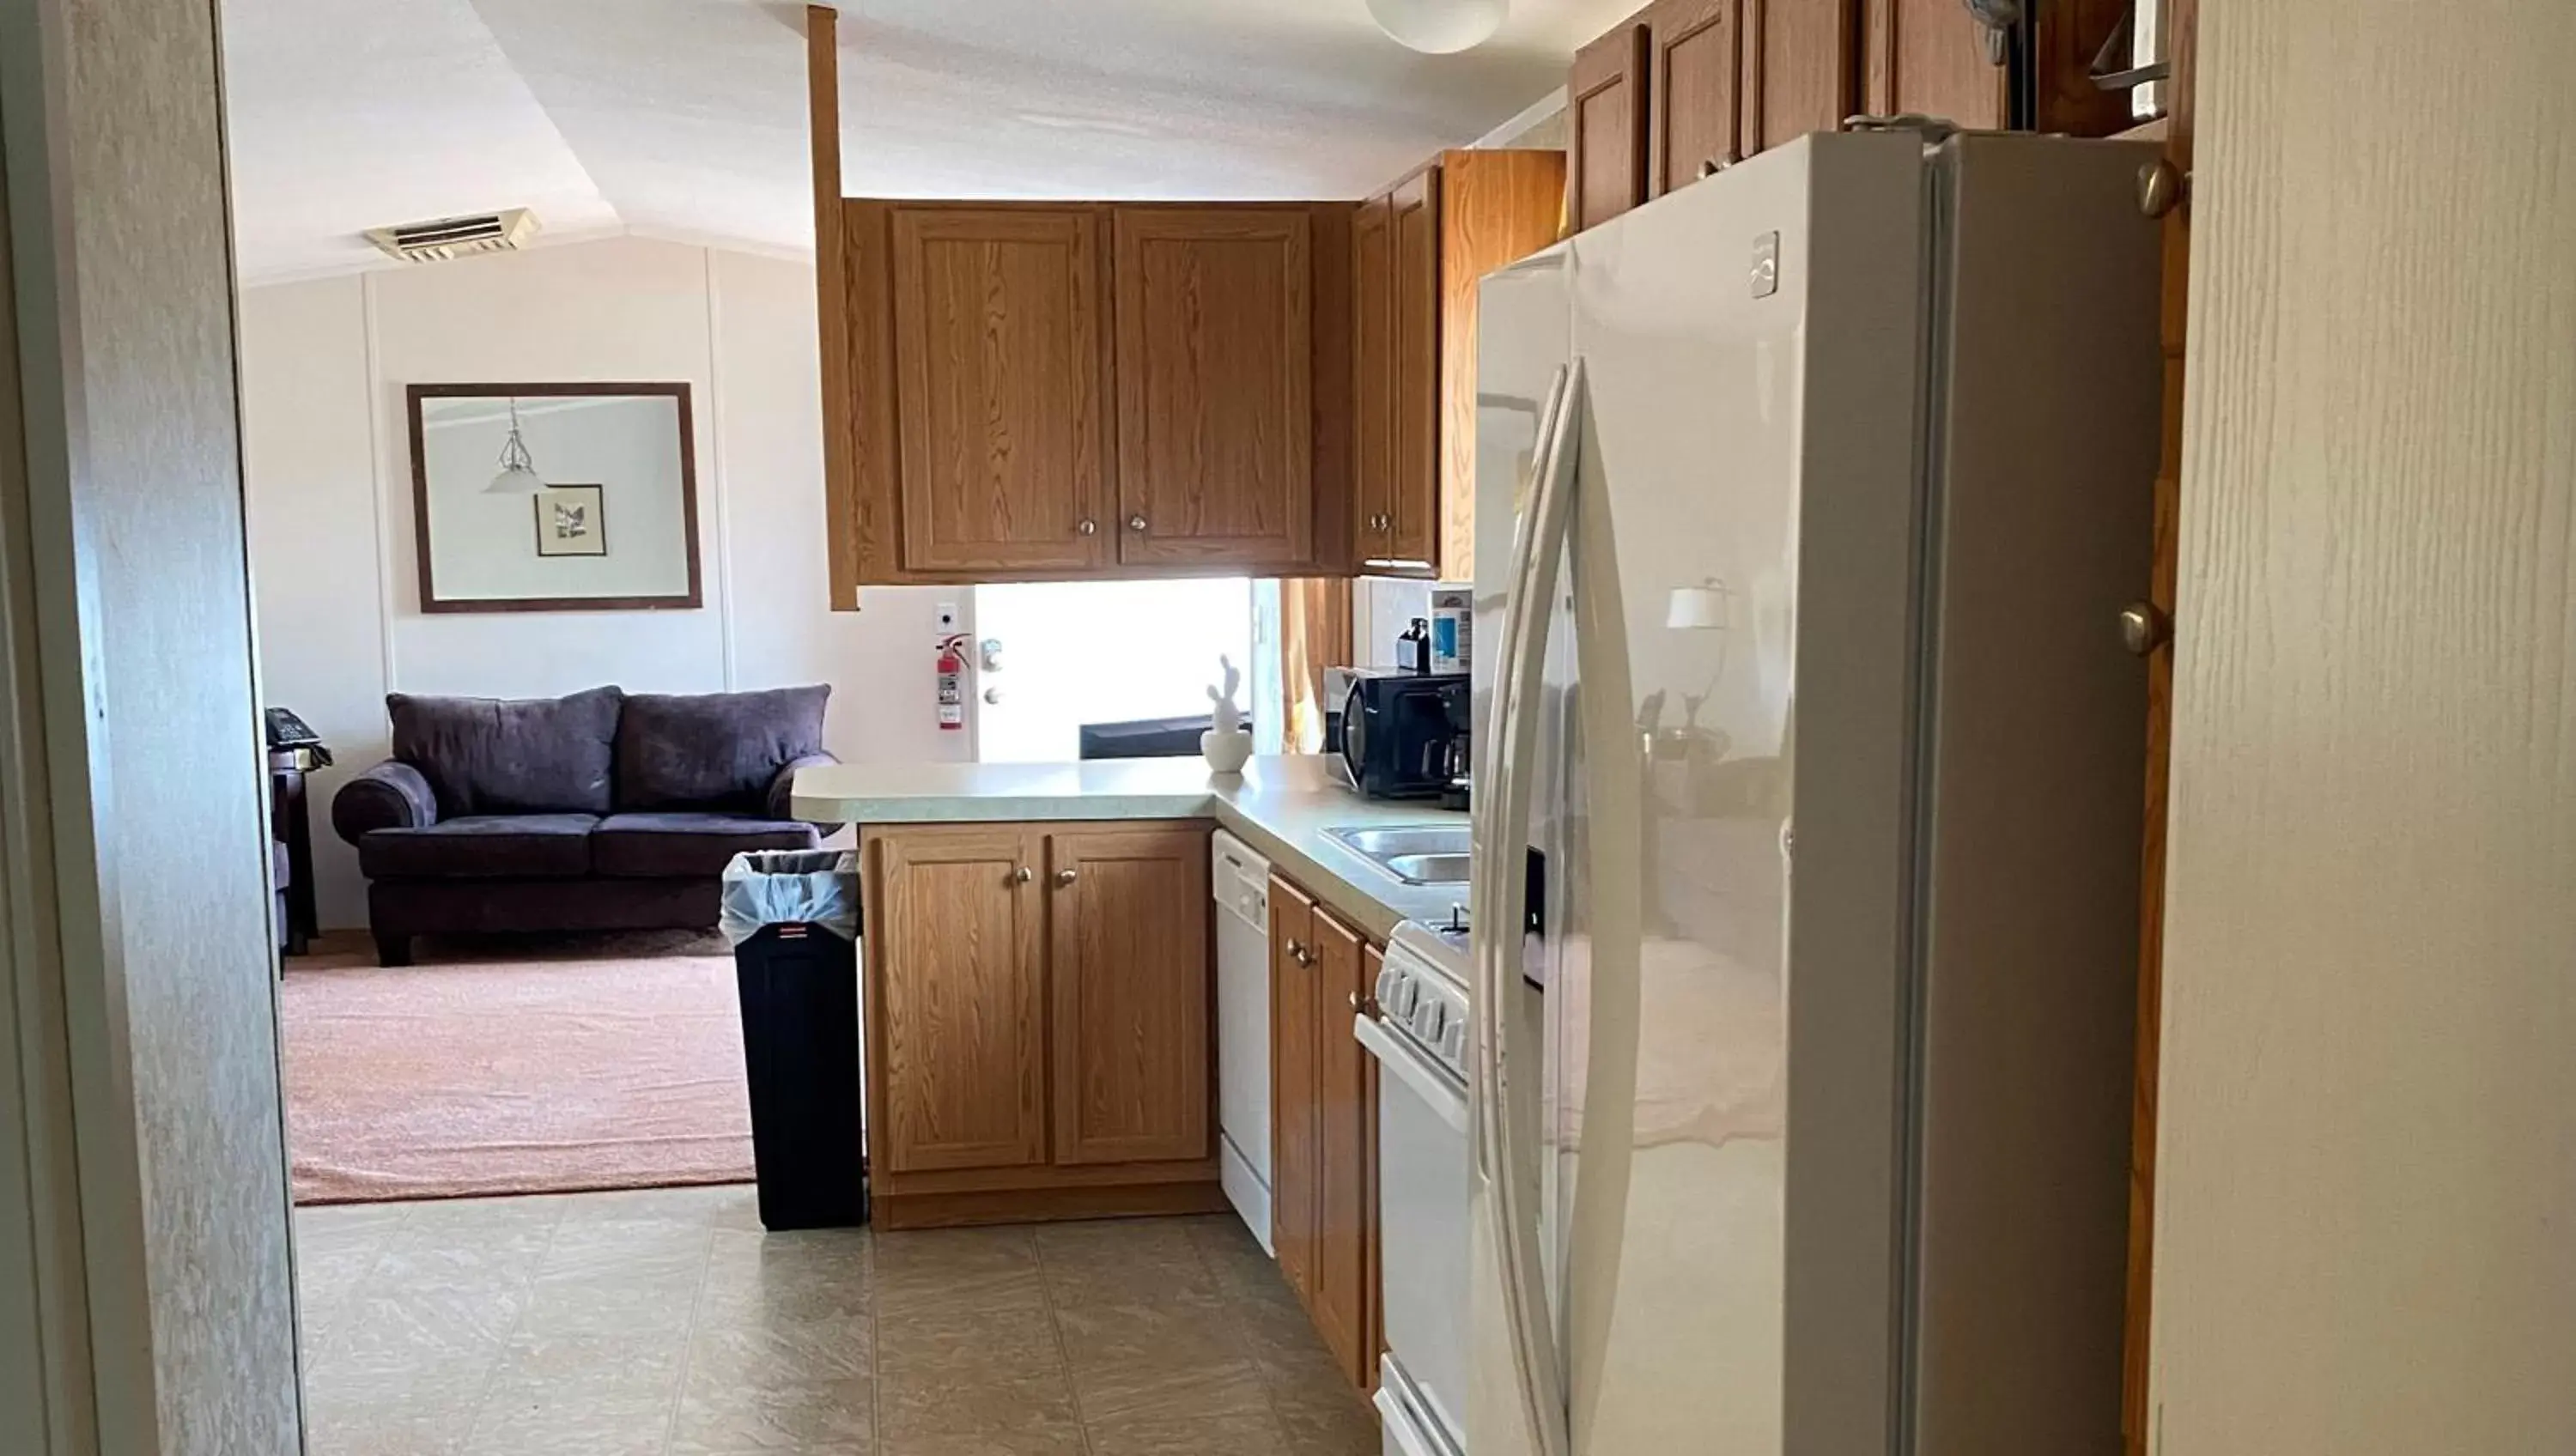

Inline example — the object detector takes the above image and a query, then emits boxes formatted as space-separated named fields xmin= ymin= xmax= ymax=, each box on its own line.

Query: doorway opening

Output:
xmin=973 ymin=577 xmax=1255 ymax=762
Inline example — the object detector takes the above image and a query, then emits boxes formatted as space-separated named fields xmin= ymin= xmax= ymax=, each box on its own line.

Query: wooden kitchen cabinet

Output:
xmin=868 ymin=826 xmax=1050 ymax=1176
xmin=1350 ymin=149 xmax=1564 ymax=581
xmin=1267 ymin=871 xmax=1381 ymax=1392
xmin=1048 ymin=824 xmax=1212 ymax=1167
xmin=1571 ymin=0 xmax=2136 ymax=234
xmin=1113 ymin=208 xmax=1315 ymax=569
xmin=886 ymin=206 xmax=1112 ymax=575
xmin=1569 ymin=18 xmax=1650 ymax=231
xmin=1647 ymin=0 xmax=1741 ymax=196
xmin=864 ymin=821 xmax=1222 ymax=1228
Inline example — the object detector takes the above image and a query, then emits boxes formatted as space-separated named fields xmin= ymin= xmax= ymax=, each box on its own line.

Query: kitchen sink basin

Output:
xmin=1324 ymin=824 xmax=1472 ymax=885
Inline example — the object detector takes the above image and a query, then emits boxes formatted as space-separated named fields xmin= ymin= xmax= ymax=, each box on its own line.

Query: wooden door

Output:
xmin=1646 ymin=0 xmax=1739 ymax=197
xmin=1308 ymin=906 xmax=1374 ymax=1388
xmin=1569 ymin=19 xmax=1650 ymax=231
xmin=869 ymin=826 xmax=1048 ymax=1174
xmin=1739 ymin=0 xmax=1856 ymax=156
xmin=1112 ymin=208 xmax=1315 ymax=567
xmin=1352 ymin=194 xmax=1396 ymax=570
xmin=1384 ymin=167 xmax=1442 ymax=574
xmin=889 ymin=206 xmax=1111 ymax=573
xmin=1047 ymin=825 xmax=1212 ymax=1167
xmin=1267 ymin=875 xmax=1319 ymax=1299
xmin=1860 ymin=0 xmax=2005 ymax=129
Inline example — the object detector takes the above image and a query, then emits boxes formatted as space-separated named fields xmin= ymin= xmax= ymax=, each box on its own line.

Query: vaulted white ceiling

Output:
xmin=222 ymin=0 xmax=1619 ymax=286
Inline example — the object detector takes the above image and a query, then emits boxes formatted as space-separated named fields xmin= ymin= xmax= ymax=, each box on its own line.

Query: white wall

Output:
xmin=240 ymin=236 xmax=969 ymax=929
xmin=2150 ymin=1 xmax=2576 ymax=1452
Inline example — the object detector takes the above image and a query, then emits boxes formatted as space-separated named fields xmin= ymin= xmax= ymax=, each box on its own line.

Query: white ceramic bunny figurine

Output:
xmin=1202 ymin=655 xmax=1252 ymax=774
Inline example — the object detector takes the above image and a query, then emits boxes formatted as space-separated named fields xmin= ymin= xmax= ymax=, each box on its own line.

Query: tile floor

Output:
xmin=295 ymin=1185 xmax=1382 ymax=1456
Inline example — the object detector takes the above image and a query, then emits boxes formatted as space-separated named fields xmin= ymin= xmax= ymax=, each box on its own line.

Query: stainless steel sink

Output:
xmin=1324 ymin=824 xmax=1472 ymax=884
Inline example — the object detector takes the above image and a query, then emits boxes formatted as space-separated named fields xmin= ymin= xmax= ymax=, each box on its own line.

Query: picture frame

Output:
xmin=532 ymin=484 xmax=607 ymax=557
xmin=405 ymin=381 xmax=702 ymax=613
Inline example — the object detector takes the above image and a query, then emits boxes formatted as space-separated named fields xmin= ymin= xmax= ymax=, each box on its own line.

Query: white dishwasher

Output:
xmin=1212 ymin=829 xmax=1273 ymax=1250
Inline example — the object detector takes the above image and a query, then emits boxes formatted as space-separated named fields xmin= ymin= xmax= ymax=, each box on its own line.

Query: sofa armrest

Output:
xmin=767 ymin=752 xmax=841 ymax=831
xmin=331 ymin=760 xmax=438 ymax=845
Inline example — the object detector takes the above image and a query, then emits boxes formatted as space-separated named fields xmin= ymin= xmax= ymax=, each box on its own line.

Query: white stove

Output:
xmin=1358 ymin=917 xmax=1473 ymax=1456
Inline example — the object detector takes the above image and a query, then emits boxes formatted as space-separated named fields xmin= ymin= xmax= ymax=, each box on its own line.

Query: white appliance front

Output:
xmin=1361 ymin=931 xmax=1473 ymax=1447
xmin=1467 ymin=132 xmax=1933 ymax=1456
xmin=1212 ymin=828 xmax=1273 ymax=1250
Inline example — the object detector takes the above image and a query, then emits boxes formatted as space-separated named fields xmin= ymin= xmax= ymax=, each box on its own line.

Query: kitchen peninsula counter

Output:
xmin=792 ymin=753 xmax=1466 ymax=941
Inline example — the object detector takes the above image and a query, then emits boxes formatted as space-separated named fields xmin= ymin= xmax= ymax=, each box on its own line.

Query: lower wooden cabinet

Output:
xmin=864 ymin=821 xmax=1222 ymax=1228
xmin=1268 ymin=872 xmax=1380 ymax=1392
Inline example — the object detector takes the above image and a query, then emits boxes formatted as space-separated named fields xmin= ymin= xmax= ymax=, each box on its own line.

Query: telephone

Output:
xmin=264 ymin=707 xmax=332 ymax=766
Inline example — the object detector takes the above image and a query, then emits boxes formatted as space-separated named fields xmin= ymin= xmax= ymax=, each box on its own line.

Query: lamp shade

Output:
xmin=485 ymin=464 xmax=546 ymax=494
xmin=1365 ymin=0 xmax=1508 ymax=54
xmin=1666 ymin=582 xmax=1728 ymax=630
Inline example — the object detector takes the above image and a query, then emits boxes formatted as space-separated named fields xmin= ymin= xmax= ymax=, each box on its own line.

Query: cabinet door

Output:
xmin=1268 ymin=875 xmax=1320 ymax=1300
xmin=1741 ymin=0 xmax=1857 ymax=156
xmin=1352 ymin=194 xmax=1396 ymax=569
xmin=1048 ymin=826 xmax=1212 ymax=1167
xmin=1860 ymin=0 xmax=2006 ymax=130
xmin=1113 ymin=209 xmax=1315 ymax=567
xmin=1385 ymin=168 xmax=1442 ymax=573
xmin=1309 ymin=907 xmax=1375 ymax=1388
xmin=871 ymin=827 xmax=1048 ymax=1174
xmin=1569 ymin=19 xmax=1649 ymax=232
xmin=890 ymin=207 xmax=1111 ymax=573
xmin=1647 ymin=0 xmax=1740 ymax=197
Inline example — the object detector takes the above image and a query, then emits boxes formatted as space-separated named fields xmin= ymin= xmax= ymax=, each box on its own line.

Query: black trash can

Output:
xmin=720 ymin=849 xmax=866 ymax=1230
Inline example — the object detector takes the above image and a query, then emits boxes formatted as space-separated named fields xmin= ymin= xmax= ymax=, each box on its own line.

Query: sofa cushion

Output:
xmin=591 ymin=812 xmax=819 ymax=880
xmin=614 ymin=686 xmax=829 ymax=813
xmin=389 ymin=686 xmax=624 ymax=816
xmin=358 ymin=814 xmax=600 ymax=880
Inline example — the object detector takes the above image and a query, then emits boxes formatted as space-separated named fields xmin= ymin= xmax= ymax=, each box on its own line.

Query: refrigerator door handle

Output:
xmin=1473 ymin=357 xmax=1582 ymax=1456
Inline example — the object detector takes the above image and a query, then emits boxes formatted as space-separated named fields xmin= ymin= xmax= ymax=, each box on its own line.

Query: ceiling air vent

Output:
xmin=364 ymin=208 xmax=539 ymax=264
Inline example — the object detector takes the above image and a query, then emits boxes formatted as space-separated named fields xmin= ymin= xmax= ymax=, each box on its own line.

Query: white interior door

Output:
xmin=971 ymin=579 xmax=1254 ymax=762
xmin=2150 ymin=3 xmax=2576 ymax=1453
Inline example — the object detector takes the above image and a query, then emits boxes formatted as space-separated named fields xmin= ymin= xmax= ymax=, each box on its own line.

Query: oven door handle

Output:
xmin=1355 ymin=1014 xmax=1469 ymax=1136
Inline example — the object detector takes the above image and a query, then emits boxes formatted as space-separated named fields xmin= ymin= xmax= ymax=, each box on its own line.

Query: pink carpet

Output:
xmin=280 ymin=932 xmax=754 ymax=1204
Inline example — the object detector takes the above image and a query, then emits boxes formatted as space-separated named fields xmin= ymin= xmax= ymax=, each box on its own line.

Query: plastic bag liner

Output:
xmin=720 ymin=849 xmax=860 ymax=946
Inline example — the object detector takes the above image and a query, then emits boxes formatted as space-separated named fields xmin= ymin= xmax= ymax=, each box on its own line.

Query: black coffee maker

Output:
xmin=1338 ymin=672 xmax=1470 ymax=800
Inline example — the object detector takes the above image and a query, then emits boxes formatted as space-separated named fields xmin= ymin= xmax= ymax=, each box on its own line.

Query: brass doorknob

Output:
xmin=1054 ymin=869 xmax=1078 ymax=887
xmin=1127 ymin=513 xmax=1149 ymax=532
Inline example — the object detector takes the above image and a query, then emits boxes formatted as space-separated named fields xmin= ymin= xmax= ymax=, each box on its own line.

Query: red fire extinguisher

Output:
xmin=935 ymin=634 xmax=968 ymax=732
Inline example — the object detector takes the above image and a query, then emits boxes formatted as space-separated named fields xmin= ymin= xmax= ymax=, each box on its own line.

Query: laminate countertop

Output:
xmin=792 ymin=754 xmax=1467 ymax=943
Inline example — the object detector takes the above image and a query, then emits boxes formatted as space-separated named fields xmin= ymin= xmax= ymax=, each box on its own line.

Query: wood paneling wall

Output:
xmin=2148 ymin=2 xmax=2576 ymax=1452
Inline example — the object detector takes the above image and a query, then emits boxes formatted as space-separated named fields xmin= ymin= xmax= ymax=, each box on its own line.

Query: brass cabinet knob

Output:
xmin=1013 ymin=866 xmax=1032 ymax=883
xmin=1348 ymin=991 xmax=1380 ymax=1017
xmin=2119 ymin=600 xmax=2172 ymax=657
xmin=2137 ymin=158 xmax=2188 ymax=219
xmin=1127 ymin=513 xmax=1149 ymax=532
xmin=1286 ymin=939 xmax=1310 ymax=967
xmin=1054 ymin=868 xmax=1078 ymax=887
xmin=1076 ymin=519 xmax=1097 ymax=537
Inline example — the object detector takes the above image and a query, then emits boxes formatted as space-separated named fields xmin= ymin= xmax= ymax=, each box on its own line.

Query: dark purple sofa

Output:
xmin=331 ymin=685 xmax=838 ymax=967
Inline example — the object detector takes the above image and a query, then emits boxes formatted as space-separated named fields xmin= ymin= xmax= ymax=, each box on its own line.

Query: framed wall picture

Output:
xmin=405 ymin=381 xmax=701 ymax=612
xmin=533 ymin=484 xmax=607 ymax=557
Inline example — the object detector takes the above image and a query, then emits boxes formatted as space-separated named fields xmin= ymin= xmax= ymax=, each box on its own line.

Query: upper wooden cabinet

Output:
xmin=1570 ymin=20 xmax=1650 ymax=231
xmin=831 ymin=199 xmax=1352 ymax=591
xmin=1648 ymin=0 xmax=1741 ymax=194
xmin=1568 ymin=0 xmax=2133 ymax=229
xmin=888 ymin=207 xmax=1111 ymax=575
xmin=1113 ymin=209 xmax=1315 ymax=569
xmin=1350 ymin=149 xmax=1565 ymax=582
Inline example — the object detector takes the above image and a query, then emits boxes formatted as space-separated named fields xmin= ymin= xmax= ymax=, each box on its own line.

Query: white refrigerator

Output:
xmin=1466 ymin=130 xmax=2163 ymax=1456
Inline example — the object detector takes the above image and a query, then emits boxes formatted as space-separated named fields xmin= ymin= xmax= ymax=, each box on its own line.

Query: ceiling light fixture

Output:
xmin=485 ymin=397 xmax=545 ymax=494
xmin=1366 ymin=0 xmax=1509 ymax=53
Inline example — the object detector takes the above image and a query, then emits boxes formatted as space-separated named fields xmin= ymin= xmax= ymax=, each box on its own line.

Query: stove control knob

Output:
xmin=1441 ymin=1020 xmax=1467 ymax=1062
